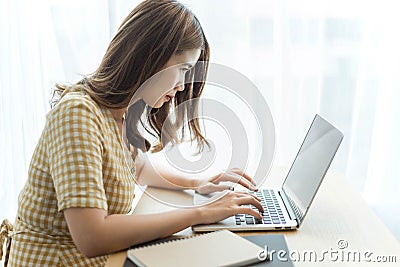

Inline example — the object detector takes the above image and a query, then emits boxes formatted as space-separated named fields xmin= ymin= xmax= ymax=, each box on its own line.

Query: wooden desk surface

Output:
xmin=106 ymin=168 xmax=400 ymax=266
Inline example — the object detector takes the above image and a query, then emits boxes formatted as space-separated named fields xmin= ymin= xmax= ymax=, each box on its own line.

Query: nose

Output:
xmin=175 ymin=71 xmax=186 ymax=92
xmin=175 ymin=84 xmax=185 ymax=92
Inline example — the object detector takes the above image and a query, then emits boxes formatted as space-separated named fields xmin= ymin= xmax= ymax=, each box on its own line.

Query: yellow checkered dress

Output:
xmin=8 ymin=89 xmax=136 ymax=266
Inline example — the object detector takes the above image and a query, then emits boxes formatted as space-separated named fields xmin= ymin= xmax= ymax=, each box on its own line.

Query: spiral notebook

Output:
xmin=127 ymin=230 xmax=265 ymax=267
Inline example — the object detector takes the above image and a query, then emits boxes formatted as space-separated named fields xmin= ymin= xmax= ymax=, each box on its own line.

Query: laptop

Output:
xmin=192 ymin=114 xmax=344 ymax=232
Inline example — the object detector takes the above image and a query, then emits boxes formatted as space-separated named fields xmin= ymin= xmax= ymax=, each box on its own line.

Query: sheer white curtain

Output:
xmin=1 ymin=0 xmax=399 ymax=238
xmin=0 ymin=0 xmax=130 ymax=221
xmin=0 ymin=0 xmax=61 ymax=221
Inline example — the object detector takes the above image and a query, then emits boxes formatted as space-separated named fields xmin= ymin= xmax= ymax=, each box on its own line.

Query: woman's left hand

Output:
xmin=195 ymin=168 xmax=258 ymax=195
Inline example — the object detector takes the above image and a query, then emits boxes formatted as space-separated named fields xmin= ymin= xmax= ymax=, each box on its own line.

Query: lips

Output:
xmin=164 ymin=95 xmax=173 ymax=102
xmin=165 ymin=94 xmax=175 ymax=101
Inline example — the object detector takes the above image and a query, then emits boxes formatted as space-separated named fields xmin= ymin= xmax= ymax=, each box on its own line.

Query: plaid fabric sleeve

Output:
xmin=46 ymin=97 xmax=108 ymax=212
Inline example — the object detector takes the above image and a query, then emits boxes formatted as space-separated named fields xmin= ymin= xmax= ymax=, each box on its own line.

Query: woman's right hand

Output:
xmin=194 ymin=191 xmax=264 ymax=225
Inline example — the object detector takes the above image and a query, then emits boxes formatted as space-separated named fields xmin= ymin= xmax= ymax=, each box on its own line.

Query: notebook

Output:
xmin=192 ymin=114 xmax=343 ymax=232
xmin=127 ymin=230 xmax=266 ymax=267
xmin=125 ymin=234 xmax=293 ymax=267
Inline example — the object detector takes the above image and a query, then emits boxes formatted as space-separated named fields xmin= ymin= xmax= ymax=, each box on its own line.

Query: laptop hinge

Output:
xmin=279 ymin=190 xmax=299 ymax=224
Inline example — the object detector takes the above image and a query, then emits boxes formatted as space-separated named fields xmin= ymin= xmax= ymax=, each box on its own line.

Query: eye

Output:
xmin=181 ymin=68 xmax=190 ymax=73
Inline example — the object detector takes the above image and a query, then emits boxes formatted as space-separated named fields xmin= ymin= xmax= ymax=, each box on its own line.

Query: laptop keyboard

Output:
xmin=235 ymin=189 xmax=286 ymax=225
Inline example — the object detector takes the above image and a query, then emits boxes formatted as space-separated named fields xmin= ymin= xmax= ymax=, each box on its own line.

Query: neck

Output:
xmin=109 ymin=108 xmax=126 ymax=123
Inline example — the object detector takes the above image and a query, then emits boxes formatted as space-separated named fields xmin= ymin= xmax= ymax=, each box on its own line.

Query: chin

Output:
xmin=151 ymin=102 xmax=164 ymax=109
xmin=144 ymin=100 xmax=161 ymax=109
xmin=146 ymin=97 xmax=170 ymax=109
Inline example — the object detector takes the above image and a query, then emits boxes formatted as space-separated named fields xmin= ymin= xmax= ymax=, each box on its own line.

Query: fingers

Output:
xmin=224 ymin=192 xmax=264 ymax=218
xmin=236 ymin=175 xmax=258 ymax=191
xmin=235 ymin=191 xmax=261 ymax=202
xmin=213 ymin=184 xmax=234 ymax=191
xmin=212 ymin=171 xmax=258 ymax=191
xmin=236 ymin=194 xmax=264 ymax=214
xmin=196 ymin=183 xmax=232 ymax=195
xmin=237 ymin=207 xmax=263 ymax=219
xmin=202 ymin=191 xmax=264 ymax=222
xmin=230 ymin=168 xmax=257 ymax=186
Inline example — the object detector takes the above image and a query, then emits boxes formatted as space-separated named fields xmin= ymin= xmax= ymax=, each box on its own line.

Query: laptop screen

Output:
xmin=282 ymin=114 xmax=343 ymax=225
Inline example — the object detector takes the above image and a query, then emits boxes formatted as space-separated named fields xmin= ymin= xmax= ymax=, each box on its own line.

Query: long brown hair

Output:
xmin=53 ymin=0 xmax=210 ymax=153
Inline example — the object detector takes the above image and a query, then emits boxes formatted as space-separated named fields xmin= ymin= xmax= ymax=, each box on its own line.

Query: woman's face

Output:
xmin=138 ymin=48 xmax=201 ymax=108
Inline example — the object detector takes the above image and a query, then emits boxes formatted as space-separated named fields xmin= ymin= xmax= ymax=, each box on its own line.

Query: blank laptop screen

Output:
xmin=282 ymin=115 xmax=343 ymax=223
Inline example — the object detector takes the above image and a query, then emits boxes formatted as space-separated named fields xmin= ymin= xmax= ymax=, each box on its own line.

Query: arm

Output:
xmin=52 ymin=100 xmax=261 ymax=257
xmin=64 ymin=191 xmax=263 ymax=258
xmin=135 ymin=152 xmax=197 ymax=190
xmin=135 ymin=152 xmax=258 ymax=192
xmin=47 ymin=100 xmax=261 ymax=258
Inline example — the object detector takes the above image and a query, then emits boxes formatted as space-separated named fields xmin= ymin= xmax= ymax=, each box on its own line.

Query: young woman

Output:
xmin=4 ymin=0 xmax=263 ymax=266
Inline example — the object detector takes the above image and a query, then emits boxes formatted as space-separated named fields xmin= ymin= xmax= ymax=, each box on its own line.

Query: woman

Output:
xmin=4 ymin=0 xmax=263 ymax=266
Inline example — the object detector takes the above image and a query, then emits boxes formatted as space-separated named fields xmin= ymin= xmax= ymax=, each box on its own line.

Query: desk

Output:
xmin=106 ymin=168 xmax=400 ymax=266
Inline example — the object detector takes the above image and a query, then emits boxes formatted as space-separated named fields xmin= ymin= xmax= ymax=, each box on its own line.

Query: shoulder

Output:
xmin=47 ymin=90 xmax=104 ymax=123
xmin=43 ymin=90 xmax=108 ymax=150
